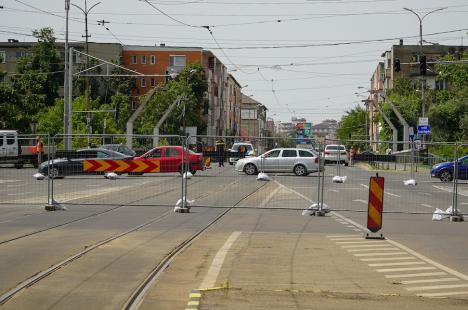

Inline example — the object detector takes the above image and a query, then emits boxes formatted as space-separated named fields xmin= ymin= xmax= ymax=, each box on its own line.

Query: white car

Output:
xmin=228 ymin=142 xmax=254 ymax=165
xmin=323 ymin=144 xmax=349 ymax=166
xmin=235 ymin=148 xmax=320 ymax=176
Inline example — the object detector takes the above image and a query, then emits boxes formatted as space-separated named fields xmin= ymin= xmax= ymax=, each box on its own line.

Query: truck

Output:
xmin=0 ymin=130 xmax=52 ymax=168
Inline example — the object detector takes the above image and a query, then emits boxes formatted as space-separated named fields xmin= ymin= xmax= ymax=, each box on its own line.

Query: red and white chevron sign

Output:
xmin=83 ymin=160 xmax=160 ymax=173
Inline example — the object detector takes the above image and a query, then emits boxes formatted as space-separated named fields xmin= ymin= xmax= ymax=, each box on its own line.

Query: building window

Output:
xmin=169 ymin=55 xmax=186 ymax=67
xmin=131 ymin=100 xmax=138 ymax=111
xmin=131 ymin=55 xmax=137 ymax=64
xmin=141 ymin=55 xmax=147 ymax=64
xmin=150 ymin=78 xmax=155 ymax=87
xmin=0 ymin=51 xmax=5 ymax=63
xmin=435 ymin=80 xmax=448 ymax=90
xmin=141 ymin=78 xmax=146 ymax=87
xmin=150 ymin=55 xmax=156 ymax=64
xmin=15 ymin=51 xmax=25 ymax=59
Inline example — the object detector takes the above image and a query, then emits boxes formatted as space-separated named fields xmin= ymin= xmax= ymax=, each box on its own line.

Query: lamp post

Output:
xmin=64 ymin=0 xmax=71 ymax=150
xmin=403 ymin=7 xmax=447 ymax=119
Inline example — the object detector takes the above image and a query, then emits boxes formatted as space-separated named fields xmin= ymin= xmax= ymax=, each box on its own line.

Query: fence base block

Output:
xmin=450 ymin=215 xmax=464 ymax=222
xmin=44 ymin=203 xmax=67 ymax=211
xmin=364 ymin=233 xmax=385 ymax=240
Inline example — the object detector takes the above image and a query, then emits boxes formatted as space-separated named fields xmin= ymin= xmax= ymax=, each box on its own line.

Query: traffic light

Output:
xmin=419 ymin=55 xmax=427 ymax=76
xmin=394 ymin=58 xmax=401 ymax=72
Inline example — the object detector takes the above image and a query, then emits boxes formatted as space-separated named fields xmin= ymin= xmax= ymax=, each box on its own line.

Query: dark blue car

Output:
xmin=431 ymin=155 xmax=468 ymax=182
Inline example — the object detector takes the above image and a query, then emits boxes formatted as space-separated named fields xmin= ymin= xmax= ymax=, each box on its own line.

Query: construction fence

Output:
xmin=1 ymin=134 xmax=466 ymax=221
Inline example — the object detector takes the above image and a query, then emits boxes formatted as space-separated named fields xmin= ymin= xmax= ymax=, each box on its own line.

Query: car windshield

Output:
xmin=326 ymin=145 xmax=345 ymax=151
xmin=232 ymin=144 xmax=252 ymax=151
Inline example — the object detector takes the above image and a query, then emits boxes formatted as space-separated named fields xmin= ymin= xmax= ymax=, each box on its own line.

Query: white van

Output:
xmin=0 ymin=130 xmax=48 ymax=168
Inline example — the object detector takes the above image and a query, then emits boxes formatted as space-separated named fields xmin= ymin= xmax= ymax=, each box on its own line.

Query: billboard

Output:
xmin=296 ymin=122 xmax=313 ymax=145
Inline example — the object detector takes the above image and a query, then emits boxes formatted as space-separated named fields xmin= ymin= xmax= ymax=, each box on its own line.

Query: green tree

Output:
xmin=138 ymin=63 xmax=208 ymax=135
xmin=0 ymin=82 xmax=21 ymax=129
xmin=336 ymin=106 xmax=367 ymax=149
xmin=13 ymin=27 xmax=63 ymax=132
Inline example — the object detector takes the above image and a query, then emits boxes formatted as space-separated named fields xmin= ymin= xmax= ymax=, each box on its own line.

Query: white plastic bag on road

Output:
xmin=104 ymin=172 xmax=119 ymax=180
xmin=183 ymin=172 xmax=193 ymax=179
xmin=257 ymin=172 xmax=271 ymax=181
xmin=174 ymin=196 xmax=194 ymax=212
xmin=332 ymin=176 xmax=347 ymax=183
xmin=33 ymin=173 xmax=45 ymax=180
xmin=403 ymin=179 xmax=417 ymax=186
xmin=432 ymin=208 xmax=449 ymax=221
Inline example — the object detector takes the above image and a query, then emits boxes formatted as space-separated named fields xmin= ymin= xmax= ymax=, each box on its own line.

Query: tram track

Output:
xmin=0 ymin=172 xmax=244 ymax=306
xmin=0 ymin=171 xmax=225 ymax=246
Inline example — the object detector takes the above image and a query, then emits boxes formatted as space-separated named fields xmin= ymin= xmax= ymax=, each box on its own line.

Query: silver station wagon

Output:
xmin=235 ymin=148 xmax=320 ymax=176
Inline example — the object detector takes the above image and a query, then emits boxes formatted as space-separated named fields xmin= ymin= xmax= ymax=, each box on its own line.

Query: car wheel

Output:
xmin=48 ymin=167 xmax=62 ymax=179
xmin=229 ymin=162 xmax=234 ymax=165
xmin=190 ymin=170 xmax=197 ymax=175
xmin=244 ymin=163 xmax=257 ymax=175
xmin=294 ymin=164 xmax=307 ymax=176
xmin=439 ymin=170 xmax=453 ymax=182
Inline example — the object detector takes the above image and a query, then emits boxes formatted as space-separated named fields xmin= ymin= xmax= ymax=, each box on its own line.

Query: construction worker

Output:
xmin=36 ymin=136 xmax=44 ymax=165
xmin=216 ymin=138 xmax=225 ymax=167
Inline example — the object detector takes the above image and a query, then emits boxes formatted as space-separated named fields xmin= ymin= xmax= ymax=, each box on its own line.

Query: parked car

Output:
xmin=431 ymin=155 xmax=468 ymax=182
xmin=323 ymin=144 xmax=349 ymax=166
xmin=235 ymin=148 xmax=320 ymax=176
xmin=101 ymin=144 xmax=136 ymax=157
xmin=38 ymin=148 xmax=132 ymax=178
xmin=134 ymin=145 xmax=204 ymax=175
xmin=228 ymin=142 xmax=254 ymax=165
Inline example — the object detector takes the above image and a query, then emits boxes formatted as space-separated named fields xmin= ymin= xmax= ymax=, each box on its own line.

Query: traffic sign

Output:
xmin=367 ymin=176 xmax=384 ymax=233
xmin=418 ymin=117 xmax=429 ymax=126
xmin=417 ymin=125 xmax=431 ymax=135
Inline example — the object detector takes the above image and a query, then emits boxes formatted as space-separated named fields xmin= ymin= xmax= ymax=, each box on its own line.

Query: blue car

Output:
xmin=431 ymin=155 xmax=468 ymax=182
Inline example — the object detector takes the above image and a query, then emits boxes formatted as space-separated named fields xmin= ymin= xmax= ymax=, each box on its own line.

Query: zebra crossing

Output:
xmin=327 ymin=234 xmax=468 ymax=299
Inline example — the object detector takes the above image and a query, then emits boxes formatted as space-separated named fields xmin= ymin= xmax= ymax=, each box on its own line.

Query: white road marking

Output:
xmin=330 ymin=238 xmax=362 ymax=241
xmin=385 ymin=191 xmax=401 ymax=198
xmin=368 ymin=261 xmax=425 ymax=267
xmin=347 ymin=248 xmax=399 ymax=252
xmin=376 ymin=266 xmax=437 ymax=273
xmin=258 ymin=185 xmax=281 ymax=208
xmin=360 ymin=184 xmax=369 ymax=189
xmin=433 ymin=185 xmax=468 ymax=197
xmin=326 ymin=234 xmax=361 ymax=238
xmin=361 ymin=257 xmax=417 ymax=262
xmin=401 ymin=278 xmax=459 ymax=285
xmin=354 ymin=252 xmax=408 ymax=257
xmin=346 ymin=225 xmax=355 ymax=228
xmin=7 ymin=192 xmax=32 ymax=196
xmin=385 ymin=272 xmax=447 ymax=279
xmin=353 ymin=199 xmax=367 ymax=204
xmin=353 ymin=229 xmax=361 ymax=232
xmin=418 ymin=291 xmax=468 ymax=297
xmin=7 ymin=184 xmax=23 ymax=188
xmin=337 ymin=241 xmax=386 ymax=244
xmin=421 ymin=204 xmax=434 ymax=209
xmin=342 ymin=244 xmax=392 ymax=248
xmin=0 ymin=180 xmax=21 ymax=184
xmin=199 ymin=231 xmax=241 ymax=289
xmin=330 ymin=189 xmax=339 ymax=193
xmin=406 ymin=284 xmax=468 ymax=291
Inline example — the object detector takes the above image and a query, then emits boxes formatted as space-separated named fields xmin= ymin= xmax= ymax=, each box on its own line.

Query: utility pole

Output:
xmin=64 ymin=0 xmax=71 ymax=150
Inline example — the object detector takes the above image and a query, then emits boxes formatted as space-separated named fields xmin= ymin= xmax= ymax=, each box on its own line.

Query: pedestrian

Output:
xmin=239 ymin=144 xmax=246 ymax=158
xmin=36 ymin=136 xmax=44 ymax=165
xmin=216 ymin=138 xmax=225 ymax=167
xmin=349 ymin=146 xmax=356 ymax=166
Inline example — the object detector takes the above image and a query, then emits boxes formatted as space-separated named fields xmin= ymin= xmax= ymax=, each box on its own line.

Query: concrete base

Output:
xmin=364 ymin=233 xmax=385 ymax=240
xmin=450 ymin=215 xmax=464 ymax=222
xmin=315 ymin=211 xmax=326 ymax=217
xmin=44 ymin=204 xmax=67 ymax=211
xmin=175 ymin=207 xmax=191 ymax=213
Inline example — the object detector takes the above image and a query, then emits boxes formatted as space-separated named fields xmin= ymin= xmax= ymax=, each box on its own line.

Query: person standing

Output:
xmin=36 ymin=136 xmax=44 ymax=165
xmin=349 ymin=146 xmax=356 ymax=166
xmin=216 ymin=138 xmax=225 ymax=167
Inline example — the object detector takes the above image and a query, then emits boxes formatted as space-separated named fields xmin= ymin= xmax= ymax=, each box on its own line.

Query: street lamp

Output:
xmin=403 ymin=7 xmax=446 ymax=120
xmin=64 ymin=0 xmax=71 ymax=150
xmin=403 ymin=7 xmax=447 ymax=53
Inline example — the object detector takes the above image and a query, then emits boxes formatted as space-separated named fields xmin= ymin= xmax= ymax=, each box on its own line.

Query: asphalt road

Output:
xmin=0 ymin=164 xmax=466 ymax=309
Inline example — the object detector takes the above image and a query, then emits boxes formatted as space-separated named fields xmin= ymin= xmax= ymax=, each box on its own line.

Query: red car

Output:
xmin=135 ymin=146 xmax=204 ymax=175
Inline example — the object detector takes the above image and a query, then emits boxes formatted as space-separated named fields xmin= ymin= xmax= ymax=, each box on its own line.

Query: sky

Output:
xmin=1 ymin=0 xmax=467 ymax=125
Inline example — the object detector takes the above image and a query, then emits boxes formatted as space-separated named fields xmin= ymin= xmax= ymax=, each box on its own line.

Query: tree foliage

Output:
xmin=336 ymin=106 xmax=367 ymax=149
